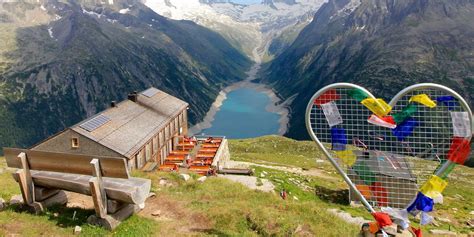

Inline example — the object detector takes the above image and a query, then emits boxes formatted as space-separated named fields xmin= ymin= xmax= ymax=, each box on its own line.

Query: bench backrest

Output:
xmin=4 ymin=148 xmax=129 ymax=179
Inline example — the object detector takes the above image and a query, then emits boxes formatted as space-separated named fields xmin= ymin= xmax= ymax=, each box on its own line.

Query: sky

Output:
xmin=232 ymin=0 xmax=261 ymax=4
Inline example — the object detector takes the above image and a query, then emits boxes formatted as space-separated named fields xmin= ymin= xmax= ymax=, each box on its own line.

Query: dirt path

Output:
xmin=228 ymin=161 xmax=339 ymax=181
xmin=217 ymin=174 xmax=275 ymax=192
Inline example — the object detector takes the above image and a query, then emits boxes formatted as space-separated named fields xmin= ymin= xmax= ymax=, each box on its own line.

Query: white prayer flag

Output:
xmin=320 ymin=101 xmax=343 ymax=127
xmin=450 ymin=112 xmax=471 ymax=138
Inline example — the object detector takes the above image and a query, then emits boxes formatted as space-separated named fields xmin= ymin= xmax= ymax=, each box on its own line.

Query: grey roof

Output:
xmin=71 ymin=87 xmax=188 ymax=158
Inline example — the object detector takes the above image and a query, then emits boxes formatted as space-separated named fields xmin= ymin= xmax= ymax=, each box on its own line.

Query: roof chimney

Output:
xmin=111 ymin=101 xmax=117 ymax=108
xmin=128 ymin=93 xmax=138 ymax=102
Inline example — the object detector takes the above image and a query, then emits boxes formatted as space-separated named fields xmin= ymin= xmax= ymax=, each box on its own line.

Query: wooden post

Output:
xmin=89 ymin=159 xmax=107 ymax=218
xmin=17 ymin=152 xmax=34 ymax=204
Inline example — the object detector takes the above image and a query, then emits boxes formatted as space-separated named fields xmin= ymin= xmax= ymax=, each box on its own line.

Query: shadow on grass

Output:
xmin=7 ymin=203 xmax=95 ymax=228
xmin=44 ymin=204 xmax=96 ymax=228
xmin=314 ymin=184 xmax=349 ymax=205
xmin=189 ymin=228 xmax=233 ymax=237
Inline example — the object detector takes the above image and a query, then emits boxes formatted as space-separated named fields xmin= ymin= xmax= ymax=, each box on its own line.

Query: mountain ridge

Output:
xmin=263 ymin=0 xmax=474 ymax=139
xmin=0 ymin=0 xmax=251 ymax=151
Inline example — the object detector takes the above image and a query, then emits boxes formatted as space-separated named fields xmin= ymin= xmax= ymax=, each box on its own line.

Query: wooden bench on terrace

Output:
xmin=198 ymin=148 xmax=218 ymax=154
xmin=201 ymin=144 xmax=220 ymax=149
xmin=170 ymin=150 xmax=190 ymax=155
xmin=4 ymin=148 xmax=151 ymax=230
xmin=189 ymin=165 xmax=210 ymax=175
xmin=158 ymin=164 xmax=179 ymax=172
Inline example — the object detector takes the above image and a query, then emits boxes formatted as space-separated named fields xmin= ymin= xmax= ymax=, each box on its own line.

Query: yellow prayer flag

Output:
xmin=409 ymin=94 xmax=437 ymax=108
xmin=361 ymin=98 xmax=392 ymax=117
xmin=334 ymin=150 xmax=357 ymax=166
xmin=419 ymin=175 xmax=448 ymax=199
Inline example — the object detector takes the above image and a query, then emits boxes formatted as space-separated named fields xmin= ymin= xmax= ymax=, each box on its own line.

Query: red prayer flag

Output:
xmin=314 ymin=89 xmax=341 ymax=106
xmin=370 ymin=182 xmax=389 ymax=207
xmin=447 ymin=137 xmax=471 ymax=164
xmin=411 ymin=227 xmax=422 ymax=237
xmin=372 ymin=212 xmax=392 ymax=227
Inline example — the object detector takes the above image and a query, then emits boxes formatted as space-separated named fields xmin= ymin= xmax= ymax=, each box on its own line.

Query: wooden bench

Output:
xmin=170 ymin=150 xmax=190 ymax=155
xmin=165 ymin=155 xmax=186 ymax=164
xmin=191 ymin=159 xmax=212 ymax=165
xmin=196 ymin=153 xmax=215 ymax=159
xmin=189 ymin=165 xmax=210 ymax=175
xmin=201 ymin=144 xmax=220 ymax=149
xmin=158 ymin=164 xmax=179 ymax=172
xmin=198 ymin=148 xmax=218 ymax=154
xmin=4 ymin=148 xmax=151 ymax=230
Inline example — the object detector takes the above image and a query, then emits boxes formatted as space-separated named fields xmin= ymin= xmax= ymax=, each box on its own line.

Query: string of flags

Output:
xmin=312 ymin=87 xmax=472 ymax=236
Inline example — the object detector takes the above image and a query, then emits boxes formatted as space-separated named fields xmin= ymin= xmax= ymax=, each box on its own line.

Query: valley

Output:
xmin=189 ymin=39 xmax=290 ymax=137
xmin=152 ymin=0 xmax=323 ymax=137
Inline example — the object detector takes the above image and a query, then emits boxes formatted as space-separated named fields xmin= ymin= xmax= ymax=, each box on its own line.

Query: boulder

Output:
xmin=9 ymin=195 xmax=23 ymax=205
xmin=158 ymin=179 xmax=168 ymax=186
xmin=429 ymin=229 xmax=456 ymax=236
xmin=197 ymin=176 xmax=207 ymax=183
xmin=151 ymin=210 xmax=161 ymax=217
xmin=73 ymin=226 xmax=82 ymax=235
xmin=0 ymin=198 xmax=5 ymax=211
xmin=180 ymin=174 xmax=191 ymax=181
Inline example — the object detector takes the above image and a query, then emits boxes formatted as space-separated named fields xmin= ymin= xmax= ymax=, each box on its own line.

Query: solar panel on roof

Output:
xmin=141 ymin=88 xmax=159 ymax=98
xmin=79 ymin=114 xmax=110 ymax=132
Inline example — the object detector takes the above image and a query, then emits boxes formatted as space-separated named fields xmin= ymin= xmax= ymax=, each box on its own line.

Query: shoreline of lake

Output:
xmin=188 ymin=76 xmax=290 ymax=137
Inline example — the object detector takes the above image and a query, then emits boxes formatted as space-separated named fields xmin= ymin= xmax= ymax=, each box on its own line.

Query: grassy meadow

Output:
xmin=0 ymin=135 xmax=473 ymax=236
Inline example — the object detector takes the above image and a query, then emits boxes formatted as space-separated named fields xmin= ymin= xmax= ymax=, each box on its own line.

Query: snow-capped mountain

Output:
xmin=144 ymin=0 xmax=327 ymax=61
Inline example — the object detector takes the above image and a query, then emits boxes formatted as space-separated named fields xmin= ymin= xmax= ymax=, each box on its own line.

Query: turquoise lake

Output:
xmin=200 ymin=87 xmax=280 ymax=139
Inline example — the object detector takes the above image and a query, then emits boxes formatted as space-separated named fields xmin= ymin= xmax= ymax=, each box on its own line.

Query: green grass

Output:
xmin=0 ymin=157 xmax=20 ymax=200
xmin=0 ymin=153 xmax=359 ymax=236
xmin=228 ymin=135 xmax=329 ymax=170
xmin=1 ymin=135 xmax=473 ymax=235
xmin=147 ymin=172 xmax=359 ymax=236
xmin=229 ymin=136 xmax=474 ymax=234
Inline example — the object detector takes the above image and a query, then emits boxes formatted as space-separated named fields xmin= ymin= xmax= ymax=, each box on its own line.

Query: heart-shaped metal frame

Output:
xmin=305 ymin=83 xmax=473 ymax=216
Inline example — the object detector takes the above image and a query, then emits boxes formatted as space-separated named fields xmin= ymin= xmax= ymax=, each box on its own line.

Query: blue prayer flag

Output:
xmin=436 ymin=96 xmax=457 ymax=110
xmin=331 ymin=127 xmax=347 ymax=151
xmin=407 ymin=192 xmax=434 ymax=214
xmin=392 ymin=117 xmax=418 ymax=140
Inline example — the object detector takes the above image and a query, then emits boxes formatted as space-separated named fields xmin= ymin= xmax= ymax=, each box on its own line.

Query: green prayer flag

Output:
xmin=440 ymin=162 xmax=456 ymax=179
xmin=392 ymin=104 xmax=418 ymax=124
xmin=348 ymin=89 xmax=369 ymax=102
xmin=353 ymin=161 xmax=377 ymax=185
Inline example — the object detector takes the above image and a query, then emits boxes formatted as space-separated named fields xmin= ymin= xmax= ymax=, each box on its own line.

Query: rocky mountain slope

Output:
xmin=0 ymin=0 xmax=251 ymax=151
xmin=264 ymin=0 xmax=474 ymax=139
xmin=146 ymin=0 xmax=326 ymax=60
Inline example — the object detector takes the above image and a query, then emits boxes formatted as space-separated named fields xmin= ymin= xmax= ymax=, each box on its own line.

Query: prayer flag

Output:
xmin=367 ymin=115 xmax=397 ymax=129
xmin=356 ymin=184 xmax=372 ymax=199
xmin=419 ymin=175 xmax=447 ymax=199
xmin=321 ymin=101 xmax=343 ymax=127
xmin=447 ymin=137 xmax=471 ymax=164
xmin=392 ymin=104 xmax=417 ymax=124
xmin=436 ymin=96 xmax=457 ymax=110
xmin=314 ymin=89 xmax=340 ymax=106
xmin=348 ymin=88 xmax=369 ymax=102
xmin=450 ymin=112 xmax=471 ymax=138
xmin=361 ymin=98 xmax=392 ymax=117
xmin=372 ymin=212 xmax=393 ymax=227
xmin=409 ymin=94 xmax=436 ymax=108
xmin=353 ymin=161 xmax=377 ymax=185
xmin=407 ymin=192 xmax=434 ymax=214
xmin=392 ymin=117 xmax=419 ymax=140
xmin=335 ymin=150 xmax=357 ymax=166
xmin=370 ymin=182 xmax=389 ymax=207
xmin=331 ymin=127 xmax=347 ymax=151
